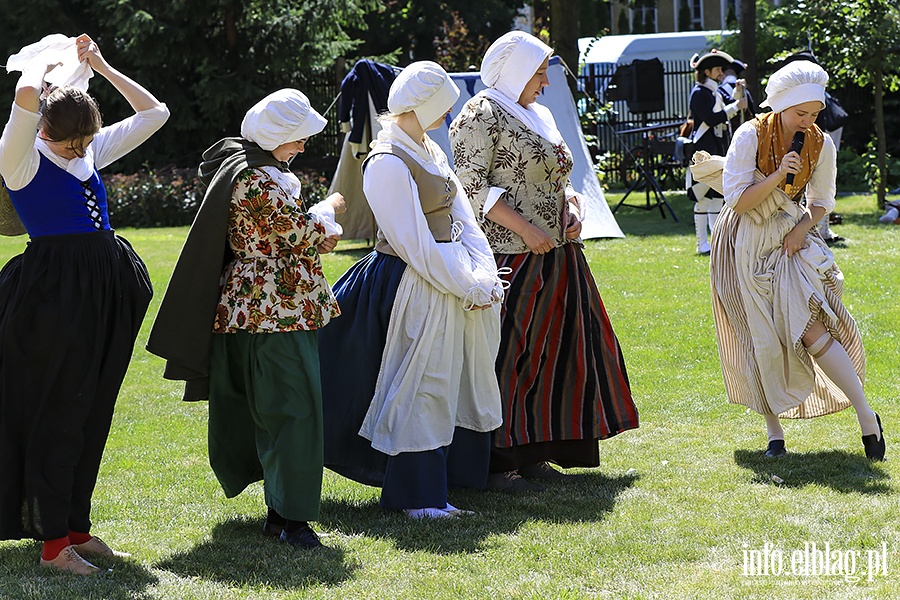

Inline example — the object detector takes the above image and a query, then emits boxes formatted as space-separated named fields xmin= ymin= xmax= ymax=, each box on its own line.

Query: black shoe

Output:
xmin=824 ymin=235 xmax=845 ymax=246
xmin=262 ymin=520 xmax=283 ymax=538
xmin=280 ymin=522 xmax=324 ymax=549
xmin=486 ymin=471 xmax=545 ymax=493
xmin=862 ymin=414 xmax=886 ymax=461
xmin=764 ymin=440 xmax=786 ymax=458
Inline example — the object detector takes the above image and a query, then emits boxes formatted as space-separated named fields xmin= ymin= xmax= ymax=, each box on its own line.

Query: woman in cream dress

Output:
xmin=319 ymin=62 xmax=505 ymax=518
xmin=700 ymin=60 xmax=885 ymax=460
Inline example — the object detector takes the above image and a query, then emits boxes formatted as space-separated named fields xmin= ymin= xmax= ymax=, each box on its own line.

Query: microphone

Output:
xmin=785 ymin=131 xmax=805 ymax=185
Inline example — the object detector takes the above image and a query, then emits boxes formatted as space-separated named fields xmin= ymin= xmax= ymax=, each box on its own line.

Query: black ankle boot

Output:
xmin=862 ymin=414 xmax=886 ymax=461
xmin=764 ymin=439 xmax=786 ymax=458
xmin=281 ymin=521 xmax=324 ymax=549
xmin=263 ymin=507 xmax=286 ymax=537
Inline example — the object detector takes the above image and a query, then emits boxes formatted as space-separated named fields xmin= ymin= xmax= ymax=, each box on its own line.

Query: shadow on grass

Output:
xmin=602 ymin=189 xmax=693 ymax=238
xmin=317 ymin=470 xmax=638 ymax=555
xmin=0 ymin=540 xmax=158 ymax=600
xmin=733 ymin=448 xmax=891 ymax=494
xmin=155 ymin=516 xmax=355 ymax=590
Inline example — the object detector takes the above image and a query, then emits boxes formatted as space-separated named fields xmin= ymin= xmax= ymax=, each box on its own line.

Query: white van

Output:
xmin=578 ymin=30 xmax=735 ymax=121
xmin=578 ymin=30 xmax=734 ymax=68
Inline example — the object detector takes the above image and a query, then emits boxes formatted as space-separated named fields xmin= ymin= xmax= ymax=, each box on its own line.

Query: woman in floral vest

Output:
xmin=148 ymin=89 xmax=345 ymax=549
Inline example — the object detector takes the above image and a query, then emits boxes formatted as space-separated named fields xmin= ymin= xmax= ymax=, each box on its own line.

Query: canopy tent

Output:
xmin=328 ymin=57 xmax=624 ymax=240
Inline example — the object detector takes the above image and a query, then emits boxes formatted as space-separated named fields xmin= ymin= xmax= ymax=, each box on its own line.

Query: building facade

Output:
xmin=608 ymin=0 xmax=744 ymax=34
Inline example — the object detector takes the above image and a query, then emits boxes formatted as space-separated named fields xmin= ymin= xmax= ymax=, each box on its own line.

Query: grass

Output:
xmin=0 ymin=191 xmax=897 ymax=599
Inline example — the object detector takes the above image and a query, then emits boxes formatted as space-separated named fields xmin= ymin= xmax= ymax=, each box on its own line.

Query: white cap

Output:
xmin=759 ymin=60 xmax=828 ymax=113
xmin=481 ymin=31 xmax=553 ymax=103
xmin=387 ymin=61 xmax=460 ymax=129
xmin=240 ymin=89 xmax=327 ymax=151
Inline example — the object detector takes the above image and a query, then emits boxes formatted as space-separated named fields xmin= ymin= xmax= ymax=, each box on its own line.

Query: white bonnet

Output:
xmin=759 ymin=60 xmax=828 ymax=113
xmin=240 ymin=89 xmax=327 ymax=151
xmin=387 ymin=61 xmax=460 ymax=129
xmin=481 ymin=31 xmax=553 ymax=103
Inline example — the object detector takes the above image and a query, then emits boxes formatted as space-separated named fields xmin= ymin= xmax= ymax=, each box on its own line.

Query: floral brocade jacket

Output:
xmin=213 ymin=168 xmax=340 ymax=333
xmin=449 ymin=95 xmax=575 ymax=255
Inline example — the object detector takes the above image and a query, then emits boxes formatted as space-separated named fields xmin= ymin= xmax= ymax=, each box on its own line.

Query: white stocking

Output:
xmin=814 ymin=341 xmax=879 ymax=438
xmin=764 ymin=412 xmax=784 ymax=442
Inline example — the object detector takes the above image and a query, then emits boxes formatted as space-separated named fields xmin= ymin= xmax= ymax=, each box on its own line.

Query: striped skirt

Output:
xmin=491 ymin=243 xmax=638 ymax=470
xmin=710 ymin=203 xmax=862 ymax=418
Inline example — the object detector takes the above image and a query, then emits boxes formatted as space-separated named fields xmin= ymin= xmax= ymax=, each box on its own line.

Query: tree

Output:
xmin=617 ymin=7 xmax=630 ymax=34
xmin=355 ymin=0 xmax=521 ymax=67
xmin=677 ymin=2 xmax=692 ymax=32
xmin=765 ymin=0 xmax=900 ymax=206
xmin=1 ymin=0 xmax=382 ymax=169
xmin=550 ymin=0 xmax=581 ymax=87
xmin=739 ymin=0 xmax=758 ymax=103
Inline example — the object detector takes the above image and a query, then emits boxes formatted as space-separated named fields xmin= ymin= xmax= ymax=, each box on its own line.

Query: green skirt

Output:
xmin=208 ymin=330 xmax=323 ymax=521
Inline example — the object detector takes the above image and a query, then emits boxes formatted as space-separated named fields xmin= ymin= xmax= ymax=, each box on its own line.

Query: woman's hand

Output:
xmin=75 ymin=34 xmax=110 ymax=72
xmin=781 ymin=223 xmax=808 ymax=257
xmin=779 ymin=150 xmax=802 ymax=182
xmin=317 ymin=234 xmax=340 ymax=254
xmin=521 ymin=223 xmax=554 ymax=254
xmin=325 ymin=192 xmax=346 ymax=215
xmin=564 ymin=204 xmax=582 ymax=240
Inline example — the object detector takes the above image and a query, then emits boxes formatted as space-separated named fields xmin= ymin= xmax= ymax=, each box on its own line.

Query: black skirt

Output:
xmin=0 ymin=230 xmax=152 ymax=540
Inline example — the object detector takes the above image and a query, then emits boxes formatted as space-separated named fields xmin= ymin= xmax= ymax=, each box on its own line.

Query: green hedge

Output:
xmin=104 ymin=167 xmax=333 ymax=228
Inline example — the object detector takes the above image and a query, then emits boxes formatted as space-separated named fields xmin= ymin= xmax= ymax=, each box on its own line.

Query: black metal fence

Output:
xmin=290 ymin=67 xmax=344 ymax=174
xmin=579 ymin=60 xmax=695 ymax=186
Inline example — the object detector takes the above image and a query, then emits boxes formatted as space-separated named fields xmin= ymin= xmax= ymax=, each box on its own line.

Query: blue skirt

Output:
xmin=319 ymin=251 xmax=490 ymax=497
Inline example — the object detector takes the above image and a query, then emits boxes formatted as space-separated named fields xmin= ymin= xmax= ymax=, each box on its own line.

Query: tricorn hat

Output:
xmin=690 ymin=49 xmax=735 ymax=73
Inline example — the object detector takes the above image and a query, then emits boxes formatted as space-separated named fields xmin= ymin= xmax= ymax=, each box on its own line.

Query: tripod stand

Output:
xmin=612 ymin=117 xmax=679 ymax=221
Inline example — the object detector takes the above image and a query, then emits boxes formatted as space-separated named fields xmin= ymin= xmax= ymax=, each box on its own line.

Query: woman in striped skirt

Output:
xmin=449 ymin=31 xmax=639 ymax=491
xmin=706 ymin=60 xmax=885 ymax=460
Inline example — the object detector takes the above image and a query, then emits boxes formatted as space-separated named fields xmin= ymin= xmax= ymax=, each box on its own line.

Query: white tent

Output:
xmin=329 ymin=57 xmax=624 ymax=240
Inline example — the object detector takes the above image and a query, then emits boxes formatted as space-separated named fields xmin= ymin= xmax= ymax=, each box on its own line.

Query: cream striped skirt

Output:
xmin=709 ymin=202 xmax=864 ymax=418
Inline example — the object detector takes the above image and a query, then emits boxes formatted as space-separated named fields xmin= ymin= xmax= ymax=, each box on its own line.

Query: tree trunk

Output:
xmin=550 ymin=0 xmax=580 ymax=94
xmin=739 ymin=0 xmax=758 ymax=102
xmin=874 ymin=61 xmax=887 ymax=208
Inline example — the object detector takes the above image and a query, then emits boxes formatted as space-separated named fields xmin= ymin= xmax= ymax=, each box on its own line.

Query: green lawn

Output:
xmin=0 ymin=192 xmax=897 ymax=599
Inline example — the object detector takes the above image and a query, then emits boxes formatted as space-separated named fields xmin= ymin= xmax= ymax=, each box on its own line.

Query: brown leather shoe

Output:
xmin=72 ymin=536 xmax=131 ymax=558
xmin=40 ymin=546 xmax=101 ymax=575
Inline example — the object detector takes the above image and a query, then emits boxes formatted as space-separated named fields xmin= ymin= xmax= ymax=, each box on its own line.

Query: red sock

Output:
xmin=68 ymin=530 xmax=92 ymax=545
xmin=41 ymin=537 xmax=71 ymax=561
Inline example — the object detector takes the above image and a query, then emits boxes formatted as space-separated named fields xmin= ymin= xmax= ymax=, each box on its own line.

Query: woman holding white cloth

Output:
xmin=706 ymin=60 xmax=885 ymax=460
xmin=319 ymin=61 xmax=504 ymax=518
xmin=0 ymin=33 xmax=168 ymax=573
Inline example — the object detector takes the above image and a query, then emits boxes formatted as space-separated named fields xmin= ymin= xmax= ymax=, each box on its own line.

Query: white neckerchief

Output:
xmin=34 ymin=137 xmax=96 ymax=181
xmin=701 ymin=79 xmax=728 ymax=138
xmin=374 ymin=120 xmax=451 ymax=177
xmin=480 ymin=88 xmax=564 ymax=146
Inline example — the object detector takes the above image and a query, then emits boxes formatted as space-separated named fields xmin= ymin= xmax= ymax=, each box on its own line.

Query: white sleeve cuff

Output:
xmin=309 ymin=201 xmax=343 ymax=237
xmin=483 ymin=186 xmax=507 ymax=217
